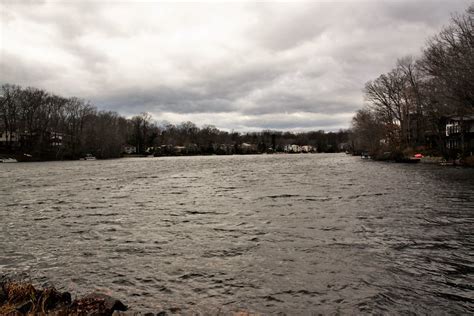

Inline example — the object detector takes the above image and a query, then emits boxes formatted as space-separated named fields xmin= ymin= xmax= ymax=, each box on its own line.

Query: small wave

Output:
xmin=259 ymin=194 xmax=300 ymax=200
xmin=262 ymin=295 xmax=284 ymax=302
xmin=435 ymin=292 xmax=474 ymax=303
xmin=321 ymin=226 xmax=342 ymax=231
xmin=202 ymin=246 xmax=254 ymax=258
xmin=179 ymin=273 xmax=206 ymax=280
xmin=274 ymin=289 xmax=321 ymax=297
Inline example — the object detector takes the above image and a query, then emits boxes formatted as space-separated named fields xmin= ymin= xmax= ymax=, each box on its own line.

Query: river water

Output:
xmin=0 ymin=154 xmax=473 ymax=314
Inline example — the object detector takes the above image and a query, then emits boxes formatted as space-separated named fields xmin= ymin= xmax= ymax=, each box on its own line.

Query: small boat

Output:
xmin=407 ymin=153 xmax=423 ymax=163
xmin=84 ymin=154 xmax=96 ymax=161
xmin=0 ymin=158 xmax=18 ymax=163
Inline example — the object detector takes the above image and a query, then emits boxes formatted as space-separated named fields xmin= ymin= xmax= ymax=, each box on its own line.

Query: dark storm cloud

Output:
xmin=1 ymin=0 xmax=471 ymax=131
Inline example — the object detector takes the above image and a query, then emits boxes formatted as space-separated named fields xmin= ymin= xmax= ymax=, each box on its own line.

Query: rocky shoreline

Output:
xmin=0 ymin=280 xmax=256 ymax=315
xmin=0 ymin=281 xmax=127 ymax=315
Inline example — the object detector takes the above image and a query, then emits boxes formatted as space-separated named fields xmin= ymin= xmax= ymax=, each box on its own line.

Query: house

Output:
xmin=0 ymin=131 xmax=19 ymax=146
xmin=338 ymin=143 xmax=350 ymax=151
xmin=123 ymin=145 xmax=137 ymax=154
xmin=50 ymin=131 xmax=64 ymax=147
xmin=301 ymin=145 xmax=315 ymax=153
xmin=173 ymin=146 xmax=186 ymax=154
xmin=284 ymin=144 xmax=301 ymax=153
xmin=445 ymin=115 xmax=474 ymax=155
xmin=239 ymin=143 xmax=258 ymax=154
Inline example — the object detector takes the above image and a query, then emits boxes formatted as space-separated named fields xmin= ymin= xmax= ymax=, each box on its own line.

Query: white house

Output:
xmin=284 ymin=144 xmax=302 ymax=153
xmin=301 ymin=145 xmax=315 ymax=153
xmin=0 ymin=131 xmax=19 ymax=144
xmin=123 ymin=145 xmax=137 ymax=154
xmin=50 ymin=132 xmax=64 ymax=147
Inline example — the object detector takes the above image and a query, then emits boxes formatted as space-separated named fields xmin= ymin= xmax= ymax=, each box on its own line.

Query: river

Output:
xmin=1 ymin=154 xmax=473 ymax=314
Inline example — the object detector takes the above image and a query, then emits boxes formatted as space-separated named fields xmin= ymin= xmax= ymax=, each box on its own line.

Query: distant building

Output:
xmin=0 ymin=131 xmax=19 ymax=145
xmin=50 ymin=131 xmax=64 ymax=147
xmin=338 ymin=143 xmax=350 ymax=151
xmin=301 ymin=145 xmax=315 ymax=153
xmin=284 ymin=144 xmax=301 ymax=153
xmin=445 ymin=115 xmax=474 ymax=155
xmin=173 ymin=146 xmax=186 ymax=154
xmin=123 ymin=145 xmax=137 ymax=154
xmin=239 ymin=143 xmax=258 ymax=154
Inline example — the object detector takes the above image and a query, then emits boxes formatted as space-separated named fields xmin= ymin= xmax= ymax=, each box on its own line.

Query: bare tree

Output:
xmin=420 ymin=5 xmax=474 ymax=115
xmin=64 ymin=97 xmax=95 ymax=158
xmin=130 ymin=112 xmax=153 ymax=154
xmin=0 ymin=84 xmax=22 ymax=149
xmin=351 ymin=108 xmax=387 ymax=155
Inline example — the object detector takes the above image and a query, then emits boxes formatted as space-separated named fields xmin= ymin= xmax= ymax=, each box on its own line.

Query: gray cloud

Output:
xmin=0 ymin=53 xmax=64 ymax=89
xmin=1 ymin=0 xmax=471 ymax=131
xmin=96 ymin=87 xmax=237 ymax=115
xmin=244 ymin=116 xmax=350 ymax=131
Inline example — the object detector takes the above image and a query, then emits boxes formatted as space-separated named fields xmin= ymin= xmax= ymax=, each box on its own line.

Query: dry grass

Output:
xmin=0 ymin=282 xmax=37 ymax=315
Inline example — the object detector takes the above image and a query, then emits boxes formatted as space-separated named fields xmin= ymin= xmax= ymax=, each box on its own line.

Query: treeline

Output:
xmin=351 ymin=5 xmax=473 ymax=159
xmin=0 ymin=84 xmax=129 ymax=160
xmin=0 ymin=84 xmax=349 ymax=160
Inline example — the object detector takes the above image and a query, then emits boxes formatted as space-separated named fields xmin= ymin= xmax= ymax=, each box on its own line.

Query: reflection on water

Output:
xmin=1 ymin=154 xmax=473 ymax=314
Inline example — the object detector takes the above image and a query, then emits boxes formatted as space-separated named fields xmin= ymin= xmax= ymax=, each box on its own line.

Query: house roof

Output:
xmin=447 ymin=115 xmax=474 ymax=121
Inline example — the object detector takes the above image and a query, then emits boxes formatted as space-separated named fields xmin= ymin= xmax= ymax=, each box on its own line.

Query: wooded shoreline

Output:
xmin=350 ymin=6 xmax=473 ymax=161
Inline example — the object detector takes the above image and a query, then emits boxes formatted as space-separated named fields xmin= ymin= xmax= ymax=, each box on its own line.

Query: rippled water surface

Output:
xmin=1 ymin=154 xmax=473 ymax=314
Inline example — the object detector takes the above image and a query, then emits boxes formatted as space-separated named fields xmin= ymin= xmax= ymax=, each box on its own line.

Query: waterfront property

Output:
xmin=123 ymin=145 xmax=137 ymax=154
xmin=445 ymin=115 xmax=474 ymax=156
xmin=0 ymin=131 xmax=19 ymax=146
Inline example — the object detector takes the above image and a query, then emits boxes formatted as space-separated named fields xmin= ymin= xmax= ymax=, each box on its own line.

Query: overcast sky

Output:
xmin=1 ymin=0 xmax=471 ymax=131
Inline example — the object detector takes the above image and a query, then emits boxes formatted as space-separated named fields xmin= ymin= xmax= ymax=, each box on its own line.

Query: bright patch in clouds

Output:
xmin=0 ymin=0 xmax=471 ymax=131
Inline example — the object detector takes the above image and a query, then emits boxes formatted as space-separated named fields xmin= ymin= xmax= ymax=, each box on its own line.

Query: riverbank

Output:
xmin=0 ymin=280 xmax=258 ymax=315
xmin=0 ymin=280 xmax=127 ymax=315
xmin=353 ymin=151 xmax=474 ymax=167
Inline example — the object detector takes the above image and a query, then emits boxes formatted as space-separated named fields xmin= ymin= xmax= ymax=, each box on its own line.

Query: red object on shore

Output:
xmin=414 ymin=153 xmax=423 ymax=158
